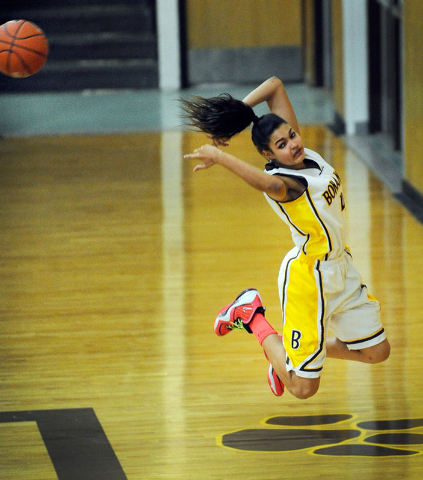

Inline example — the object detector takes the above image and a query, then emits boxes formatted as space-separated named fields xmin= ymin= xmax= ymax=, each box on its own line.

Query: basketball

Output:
xmin=0 ymin=20 xmax=49 ymax=78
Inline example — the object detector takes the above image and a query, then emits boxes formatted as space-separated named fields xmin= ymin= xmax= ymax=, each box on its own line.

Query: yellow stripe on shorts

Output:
xmin=282 ymin=252 xmax=325 ymax=373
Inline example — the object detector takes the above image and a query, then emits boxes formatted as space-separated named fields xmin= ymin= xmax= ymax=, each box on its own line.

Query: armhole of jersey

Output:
xmin=270 ymin=173 xmax=308 ymax=203
xmin=272 ymin=173 xmax=308 ymax=188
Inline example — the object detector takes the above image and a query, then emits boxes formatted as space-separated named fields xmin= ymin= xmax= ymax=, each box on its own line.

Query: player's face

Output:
xmin=263 ymin=123 xmax=306 ymax=169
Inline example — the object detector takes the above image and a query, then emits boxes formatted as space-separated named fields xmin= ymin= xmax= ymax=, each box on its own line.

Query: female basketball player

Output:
xmin=181 ymin=76 xmax=390 ymax=400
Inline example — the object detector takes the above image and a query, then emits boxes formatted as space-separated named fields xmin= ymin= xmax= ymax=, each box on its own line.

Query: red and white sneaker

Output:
xmin=263 ymin=334 xmax=285 ymax=396
xmin=214 ymin=288 xmax=264 ymax=336
xmin=268 ymin=363 xmax=285 ymax=396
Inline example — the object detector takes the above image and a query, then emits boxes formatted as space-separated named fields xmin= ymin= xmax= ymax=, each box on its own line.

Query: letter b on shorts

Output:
xmin=291 ymin=330 xmax=302 ymax=350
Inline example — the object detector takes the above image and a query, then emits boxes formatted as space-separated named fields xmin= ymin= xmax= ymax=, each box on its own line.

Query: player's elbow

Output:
xmin=268 ymin=76 xmax=283 ymax=87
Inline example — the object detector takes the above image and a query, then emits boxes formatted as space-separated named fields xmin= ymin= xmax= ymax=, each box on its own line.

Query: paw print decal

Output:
xmin=218 ymin=414 xmax=423 ymax=456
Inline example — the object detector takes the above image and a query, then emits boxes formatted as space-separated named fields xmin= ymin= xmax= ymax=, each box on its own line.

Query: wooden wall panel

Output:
xmin=403 ymin=0 xmax=423 ymax=196
xmin=303 ymin=0 xmax=316 ymax=85
xmin=331 ymin=0 xmax=344 ymax=119
xmin=186 ymin=0 xmax=302 ymax=50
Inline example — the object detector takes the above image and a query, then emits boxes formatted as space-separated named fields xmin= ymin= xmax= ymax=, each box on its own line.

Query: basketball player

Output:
xmin=181 ymin=76 xmax=390 ymax=400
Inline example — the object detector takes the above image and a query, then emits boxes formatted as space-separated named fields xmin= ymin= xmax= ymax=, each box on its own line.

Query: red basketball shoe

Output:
xmin=263 ymin=335 xmax=285 ymax=396
xmin=268 ymin=363 xmax=285 ymax=396
xmin=214 ymin=288 xmax=264 ymax=336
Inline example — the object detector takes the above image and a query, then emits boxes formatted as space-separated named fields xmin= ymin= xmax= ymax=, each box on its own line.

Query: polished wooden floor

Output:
xmin=1 ymin=126 xmax=423 ymax=479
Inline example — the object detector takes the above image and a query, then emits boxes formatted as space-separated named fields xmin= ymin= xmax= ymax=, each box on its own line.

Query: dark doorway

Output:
xmin=367 ymin=0 xmax=403 ymax=152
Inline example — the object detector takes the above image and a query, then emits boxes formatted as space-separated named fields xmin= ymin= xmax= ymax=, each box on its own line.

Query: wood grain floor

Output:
xmin=0 ymin=127 xmax=422 ymax=479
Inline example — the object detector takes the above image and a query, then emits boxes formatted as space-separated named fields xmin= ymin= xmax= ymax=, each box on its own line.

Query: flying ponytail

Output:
xmin=179 ymin=93 xmax=257 ymax=140
xmin=180 ymin=93 xmax=287 ymax=156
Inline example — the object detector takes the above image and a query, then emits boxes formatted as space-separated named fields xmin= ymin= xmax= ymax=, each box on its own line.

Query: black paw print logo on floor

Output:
xmin=218 ymin=415 xmax=423 ymax=456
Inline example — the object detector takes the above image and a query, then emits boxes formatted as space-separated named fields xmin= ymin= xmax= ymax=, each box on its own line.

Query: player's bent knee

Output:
xmin=376 ymin=339 xmax=391 ymax=362
xmin=365 ymin=339 xmax=391 ymax=364
xmin=290 ymin=377 xmax=320 ymax=400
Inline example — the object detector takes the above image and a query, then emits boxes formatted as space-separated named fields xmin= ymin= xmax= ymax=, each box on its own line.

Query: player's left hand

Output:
xmin=184 ymin=144 xmax=220 ymax=172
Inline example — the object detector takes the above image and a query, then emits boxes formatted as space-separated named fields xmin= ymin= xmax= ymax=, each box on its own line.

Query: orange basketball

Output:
xmin=0 ymin=20 xmax=49 ymax=78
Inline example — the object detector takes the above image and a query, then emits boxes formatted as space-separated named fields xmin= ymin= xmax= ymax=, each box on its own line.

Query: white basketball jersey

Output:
xmin=263 ymin=148 xmax=347 ymax=261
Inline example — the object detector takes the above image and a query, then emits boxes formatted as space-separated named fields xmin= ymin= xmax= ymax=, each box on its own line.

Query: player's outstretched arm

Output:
xmin=184 ymin=144 xmax=288 ymax=201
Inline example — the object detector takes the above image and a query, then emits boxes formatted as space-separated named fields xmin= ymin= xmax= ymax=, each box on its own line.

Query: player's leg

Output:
xmin=214 ymin=249 xmax=325 ymax=400
xmin=270 ymin=249 xmax=325 ymax=399
xmin=326 ymin=336 xmax=390 ymax=364
xmin=214 ymin=288 xmax=319 ymax=399
xmin=223 ymin=304 xmax=320 ymax=399
xmin=261 ymin=332 xmax=320 ymax=399
xmin=327 ymin=252 xmax=390 ymax=366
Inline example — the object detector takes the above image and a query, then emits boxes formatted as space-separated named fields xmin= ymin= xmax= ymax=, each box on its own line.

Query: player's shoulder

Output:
xmin=304 ymin=148 xmax=335 ymax=173
xmin=304 ymin=148 xmax=326 ymax=165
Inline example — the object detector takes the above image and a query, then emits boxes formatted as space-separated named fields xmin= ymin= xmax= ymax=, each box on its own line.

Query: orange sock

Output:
xmin=248 ymin=312 xmax=278 ymax=346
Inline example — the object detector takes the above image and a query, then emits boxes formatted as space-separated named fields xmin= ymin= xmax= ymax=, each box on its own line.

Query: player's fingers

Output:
xmin=184 ymin=152 xmax=199 ymax=159
xmin=193 ymin=163 xmax=206 ymax=172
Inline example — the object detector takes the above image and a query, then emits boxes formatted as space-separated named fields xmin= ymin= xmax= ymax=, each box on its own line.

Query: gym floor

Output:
xmin=1 ymin=84 xmax=422 ymax=479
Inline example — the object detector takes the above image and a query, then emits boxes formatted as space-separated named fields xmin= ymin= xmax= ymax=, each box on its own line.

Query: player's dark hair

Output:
xmin=179 ymin=94 xmax=287 ymax=155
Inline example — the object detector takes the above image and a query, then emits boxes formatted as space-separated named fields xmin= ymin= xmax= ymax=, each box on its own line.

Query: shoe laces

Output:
xmin=227 ymin=318 xmax=246 ymax=331
xmin=227 ymin=308 xmax=265 ymax=333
